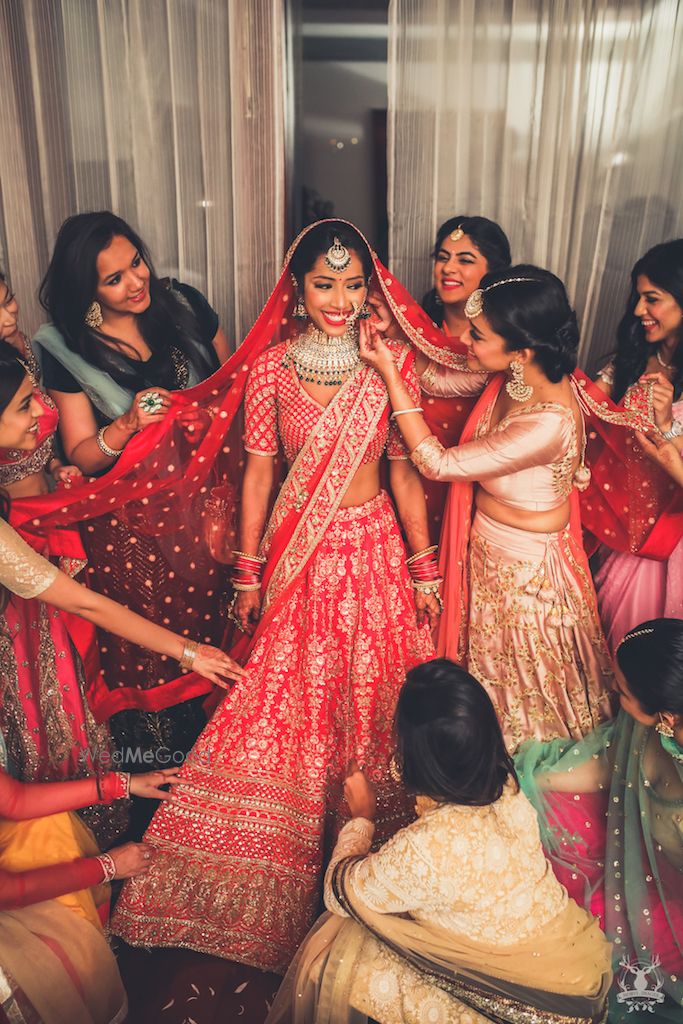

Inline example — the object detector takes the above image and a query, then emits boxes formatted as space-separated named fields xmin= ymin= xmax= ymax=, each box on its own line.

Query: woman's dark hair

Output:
xmin=39 ymin=211 xmax=214 ymax=386
xmin=0 ymin=339 xmax=29 ymax=421
xmin=612 ymin=239 xmax=683 ymax=403
xmin=617 ymin=618 xmax=683 ymax=717
xmin=395 ymin=659 xmax=517 ymax=806
xmin=422 ymin=215 xmax=512 ymax=323
xmin=479 ymin=264 xmax=579 ymax=382
xmin=289 ymin=221 xmax=373 ymax=286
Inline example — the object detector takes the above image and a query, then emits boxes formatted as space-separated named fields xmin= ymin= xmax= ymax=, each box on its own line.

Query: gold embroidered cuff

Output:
xmin=419 ymin=359 xmax=445 ymax=396
xmin=410 ymin=434 xmax=447 ymax=479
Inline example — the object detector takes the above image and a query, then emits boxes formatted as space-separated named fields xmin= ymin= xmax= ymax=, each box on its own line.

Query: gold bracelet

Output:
xmin=96 ymin=426 xmax=125 ymax=458
xmin=412 ymin=579 xmax=444 ymax=613
xmin=232 ymin=581 xmax=262 ymax=592
xmin=232 ymin=550 xmax=266 ymax=563
xmin=179 ymin=639 xmax=199 ymax=671
xmin=406 ymin=545 xmax=438 ymax=566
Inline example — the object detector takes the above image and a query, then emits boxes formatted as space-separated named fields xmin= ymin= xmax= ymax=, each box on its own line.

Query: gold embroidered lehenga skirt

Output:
xmin=466 ymin=511 xmax=614 ymax=751
xmin=111 ymin=492 xmax=433 ymax=972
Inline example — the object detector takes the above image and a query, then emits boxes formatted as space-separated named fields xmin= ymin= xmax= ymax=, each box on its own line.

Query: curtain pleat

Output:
xmin=0 ymin=0 xmax=286 ymax=347
xmin=387 ymin=0 xmax=683 ymax=370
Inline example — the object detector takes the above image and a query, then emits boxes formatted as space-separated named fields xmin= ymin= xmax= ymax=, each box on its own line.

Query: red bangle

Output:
xmin=96 ymin=852 xmax=116 ymax=883
xmin=99 ymin=772 xmax=131 ymax=803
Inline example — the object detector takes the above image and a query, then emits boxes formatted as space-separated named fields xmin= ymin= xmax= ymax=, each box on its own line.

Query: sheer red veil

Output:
xmin=10 ymin=222 xmax=677 ymax=718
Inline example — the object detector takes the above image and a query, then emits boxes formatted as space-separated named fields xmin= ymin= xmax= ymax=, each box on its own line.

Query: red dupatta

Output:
xmin=572 ymin=371 xmax=682 ymax=559
xmin=8 ymin=221 xmax=439 ymax=712
xmin=9 ymin=220 xmax=675 ymax=712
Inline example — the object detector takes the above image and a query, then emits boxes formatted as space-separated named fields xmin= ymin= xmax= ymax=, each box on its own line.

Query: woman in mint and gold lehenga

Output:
xmin=516 ymin=618 xmax=683 ymax=1023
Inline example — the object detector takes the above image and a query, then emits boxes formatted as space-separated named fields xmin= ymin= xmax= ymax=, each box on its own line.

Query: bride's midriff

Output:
xmin=338 ymin=461 xmax=382 ymax=509
xmin=475 ymin=488 xmax=571 ymax=534
xmin=5 ymin=472 xmax=50 ymax=500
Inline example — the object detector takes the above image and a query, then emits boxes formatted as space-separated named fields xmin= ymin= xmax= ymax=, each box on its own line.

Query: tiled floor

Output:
xmin=116 ymin=942 xmax=281 ymax=1024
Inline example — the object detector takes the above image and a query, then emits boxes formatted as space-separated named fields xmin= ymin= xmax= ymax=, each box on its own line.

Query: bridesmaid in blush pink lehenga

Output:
xmin=361 ymin=265 xmax=619 ymax=753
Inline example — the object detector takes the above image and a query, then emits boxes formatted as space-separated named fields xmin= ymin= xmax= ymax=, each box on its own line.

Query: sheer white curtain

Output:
xmin=0 ymin=0 xmax=287 ymax=345
xmin=387 ymin=0 xmax=683 ymax=370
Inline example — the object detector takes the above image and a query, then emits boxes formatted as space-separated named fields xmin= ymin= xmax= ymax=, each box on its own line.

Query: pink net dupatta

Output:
xmin=8 ymin=221 xmax=441 ymax=715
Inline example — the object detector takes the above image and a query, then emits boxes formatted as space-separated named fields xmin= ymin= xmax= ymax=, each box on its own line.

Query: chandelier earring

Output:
xmin=84 ymin=301 xmax=103 ymax=330
xmin=505 ymin=359 xmax=533 ymax=402
xmin=358 ymin=299 xmax=371 ymax=320
xmin=389 ymin=753 xmax=402 ymax=783
xmin=655 ymin=715 xmax=674 ymax=739
xmin=293 ymin=295 xmax=308 ymax=320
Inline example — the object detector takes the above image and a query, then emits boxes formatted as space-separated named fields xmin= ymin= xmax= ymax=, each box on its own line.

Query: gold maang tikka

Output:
xmin=464 ymin=277 xmax=537 ymax=320
xmin=324 ymin=237 xmax=351 ymax=273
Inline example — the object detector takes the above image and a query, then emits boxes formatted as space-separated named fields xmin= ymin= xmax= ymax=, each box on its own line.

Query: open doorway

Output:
xmin=289 ymin=0 xmax=389 ymax=260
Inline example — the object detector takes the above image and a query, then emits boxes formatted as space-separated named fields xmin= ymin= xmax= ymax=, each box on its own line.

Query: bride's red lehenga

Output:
xmin=108 ymin=223 xmax=437 ymax=971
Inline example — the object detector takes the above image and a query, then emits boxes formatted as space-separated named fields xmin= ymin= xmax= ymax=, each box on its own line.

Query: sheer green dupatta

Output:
xmin=516 ymin=713 xmax=683 ymax=1022
xmin=267 ymin=858 xmax=611 ymax=1024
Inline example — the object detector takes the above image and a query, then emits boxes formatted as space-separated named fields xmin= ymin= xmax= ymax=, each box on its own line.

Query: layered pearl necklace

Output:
xmin=285 ymin=324 xmax=361 ymax=387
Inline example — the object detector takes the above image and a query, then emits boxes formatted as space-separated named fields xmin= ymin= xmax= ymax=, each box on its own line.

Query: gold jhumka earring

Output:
xmin=505 ymin=359 xmax=533 ymax=402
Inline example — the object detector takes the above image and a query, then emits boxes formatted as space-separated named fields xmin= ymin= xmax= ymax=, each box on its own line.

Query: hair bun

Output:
xmin=553 ymin=311 xmax=579 ymax=351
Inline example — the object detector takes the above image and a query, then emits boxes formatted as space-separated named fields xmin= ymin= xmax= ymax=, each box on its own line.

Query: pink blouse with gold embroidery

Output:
xmin=244 ymin=341 xmax=417 ymax=463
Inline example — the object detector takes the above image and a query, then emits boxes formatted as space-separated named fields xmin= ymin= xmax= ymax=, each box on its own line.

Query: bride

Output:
xmin=112 ymin=220 xmax=439 ymax=972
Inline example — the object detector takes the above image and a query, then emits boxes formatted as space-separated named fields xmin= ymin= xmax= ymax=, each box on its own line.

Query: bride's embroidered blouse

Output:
xmin=244 ymin=341 xmax=420 ymax=464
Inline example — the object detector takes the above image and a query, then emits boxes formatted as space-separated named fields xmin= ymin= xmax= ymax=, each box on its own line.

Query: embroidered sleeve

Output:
xmin=244 ymin=350 xmax=280 ymax=456
xmin=420 ymin=359 xmax=489 ymax=398
xmin=387 ymin=359 xmax=421 ymax=460
xmin=0 ymin=519 xmax=59 ymax=599
xmin=410 ymin=409 xmax=571 ymax=483
xmin=324 ymin=818 xmax=437 ymax=918
xmin=596 ymin=358 xmax=615 ymax=388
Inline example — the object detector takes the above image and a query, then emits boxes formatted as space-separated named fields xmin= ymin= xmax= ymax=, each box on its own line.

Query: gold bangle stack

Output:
xmin=179 ymin=639 xmax=200 ymax=671
xmin=406 ymin=545 xmax=438 ymax=566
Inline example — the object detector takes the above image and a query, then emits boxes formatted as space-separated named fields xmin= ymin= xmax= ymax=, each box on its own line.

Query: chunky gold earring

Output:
xmin=84 ymin=301 xmax=103 ymax=329
xmin=655 ymin=715 xmax=674 ymax=738
xmin=293 ymin=295 xmax=308 ymax=320
xmin=505 ymin=359 xmax=533 ymax=402
xmin=389 ymin=753 xmax=402 ymax=783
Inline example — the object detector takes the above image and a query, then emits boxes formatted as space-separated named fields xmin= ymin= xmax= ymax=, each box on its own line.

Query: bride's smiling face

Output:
xmin=301 ymin=251 xmax=368 ymax=337
xmin=0 ymin=375 xmax=43 ymax=451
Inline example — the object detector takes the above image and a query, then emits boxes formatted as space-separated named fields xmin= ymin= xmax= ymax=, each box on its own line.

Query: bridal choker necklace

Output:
xmin=285 ymin=324 xmax=361 ymax=387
